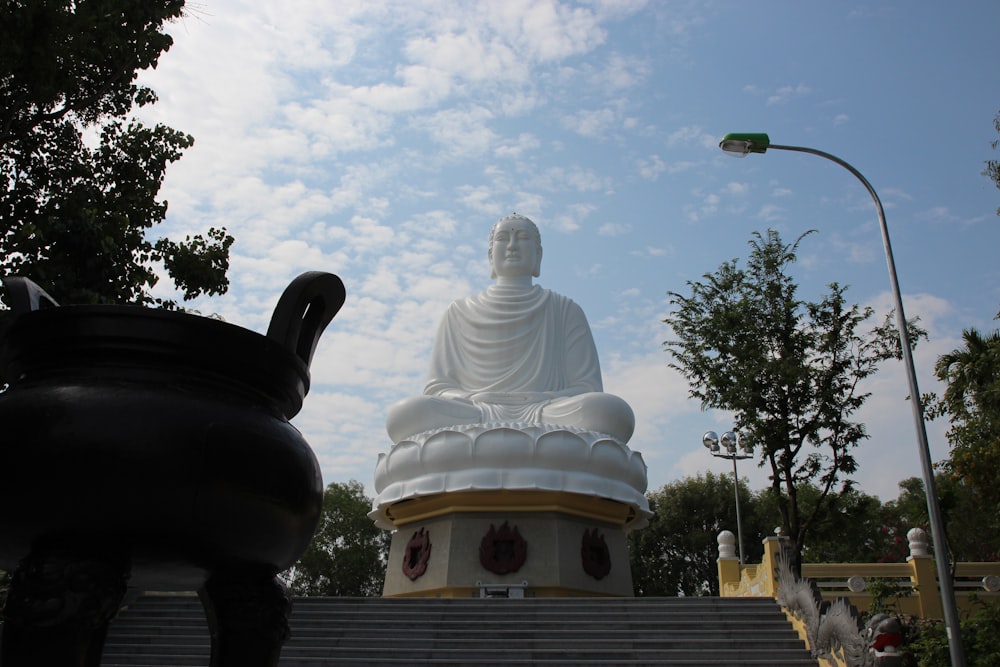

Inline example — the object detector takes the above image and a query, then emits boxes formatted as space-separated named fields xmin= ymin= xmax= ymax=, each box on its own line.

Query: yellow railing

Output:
xmin=717 ymin=528 xmax=1000 ymax=618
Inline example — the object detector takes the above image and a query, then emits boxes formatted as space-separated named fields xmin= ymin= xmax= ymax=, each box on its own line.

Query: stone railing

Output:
xmin=718 ymin=528 xmax=1000 ymax=667
xmin=717 ymin=528 xmax=1000 ymax=617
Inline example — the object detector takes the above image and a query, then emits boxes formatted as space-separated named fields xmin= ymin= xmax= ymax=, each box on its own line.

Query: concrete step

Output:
xmin=100 ymin=595 xmax=816 ymax=666
xmin=106 ymin=636 xmax=808 ymax=652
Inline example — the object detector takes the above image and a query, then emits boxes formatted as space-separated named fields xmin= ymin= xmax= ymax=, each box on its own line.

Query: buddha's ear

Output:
xmin=533 ymin=247 xmax=542 ymax=277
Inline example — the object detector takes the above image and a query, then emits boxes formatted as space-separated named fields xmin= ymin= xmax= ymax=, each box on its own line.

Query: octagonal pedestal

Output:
xmin=381 ymin=490 xmax=636 ymax=597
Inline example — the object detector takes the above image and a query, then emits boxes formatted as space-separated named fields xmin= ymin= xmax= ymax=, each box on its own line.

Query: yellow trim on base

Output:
xmin=385 ymin=585 xmax=625 ymax=599
xmin=383 ymin=489 xmax=635 ymax=527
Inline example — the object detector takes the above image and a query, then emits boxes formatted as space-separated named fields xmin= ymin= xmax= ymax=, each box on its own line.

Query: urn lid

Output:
xmin=0 ymin=273 xmax=346 ymax=419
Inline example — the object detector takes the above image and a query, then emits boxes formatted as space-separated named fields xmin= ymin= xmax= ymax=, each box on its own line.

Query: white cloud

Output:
xmin=836 ymin=239 xmax=879 ymax=265
xmin=638 ymin=154 xmax=666 ymax=181
xmin=404 ymin=30 xmax=530 ymax=85
xmin=538 ymin=166 xmax=608 ymax=193
xmin=485 ymin=0 xmax=609 ymax=62
xmin=347 ymin=65 xmax=453 ymax=112
xmin=552 ymin=210 xmax=584 ymax=232
xmin=882 ymin=187 xmax=913 ymax=201
xmin=599 ymin=222 xmax=632 ymax=236
xmin=667 ymin=125 xmax=717 ymax=149
xmin=915 ymin=206 xmax=961 ymax=224
xmin=494 ymin=132 xmax=542 ymax=159
xmin=603 ymin=350 xmax=700 ymax=482
xmin=755 ymin=203 xmax=785 ymax=222
xmin=415 ymin=105 xmax=499 ymax=159
xmin=582 ymin=51 xmax=651 ymax=92
xmin=562 ymin=107 xmax=618 ymax=137
xmin=121 ymin=0 xmax=998 ymax=505
xmin=666 ymin=160 xmax=701 ymax=175
xmin=766 ymin=83 xmax=811 ymax=106
xmin=458 ymin=185 xmax=506 ymax=215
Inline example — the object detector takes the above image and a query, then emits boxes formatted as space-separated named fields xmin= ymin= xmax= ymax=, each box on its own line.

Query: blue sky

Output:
xmin=137 ymin=1 xmax=1000 ymax=503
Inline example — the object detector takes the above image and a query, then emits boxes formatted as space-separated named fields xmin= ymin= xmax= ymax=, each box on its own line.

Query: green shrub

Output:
xmin=907 ymin=598 xmax=1000 ymax=667
xmin=867 ymin=577 xmax=910 ymax=615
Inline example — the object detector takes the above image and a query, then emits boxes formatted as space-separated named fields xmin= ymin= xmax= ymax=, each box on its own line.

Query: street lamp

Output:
xmin=703 ymin=430 xmax=753 ymax=564
xmin=719 ymin=132 xmax=966 ymax=667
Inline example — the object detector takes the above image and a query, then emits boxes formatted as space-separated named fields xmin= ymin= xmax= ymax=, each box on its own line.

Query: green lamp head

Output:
xmin=719 ymin=132 xmax=771 ymax=157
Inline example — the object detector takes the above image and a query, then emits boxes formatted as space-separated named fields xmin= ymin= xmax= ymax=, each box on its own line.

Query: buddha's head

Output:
xmin=488 ymin=214 xmax=543 ymax=280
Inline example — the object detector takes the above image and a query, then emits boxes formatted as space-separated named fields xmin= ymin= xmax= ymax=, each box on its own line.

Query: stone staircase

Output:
xmin=100 ymin=594 xmax=817 ymax=666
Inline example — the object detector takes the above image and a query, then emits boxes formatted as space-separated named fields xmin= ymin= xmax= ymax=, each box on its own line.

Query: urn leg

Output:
xmin=199 ymin=568 xmax=292 ymax=667
xmin=0 ymin=545 xmax=129 ymax=667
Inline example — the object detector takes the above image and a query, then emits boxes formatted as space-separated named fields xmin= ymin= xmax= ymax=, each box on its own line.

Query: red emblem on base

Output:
xmin=479 ymin=522 xmax=527 ymax=575
xmin=402 ymin=527 xmax=431 ymax=581
xmin=581 ymin=528 xmax=611 ymax=580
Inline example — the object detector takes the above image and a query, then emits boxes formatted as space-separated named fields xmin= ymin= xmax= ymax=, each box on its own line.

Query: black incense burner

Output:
xmin=0 ymin=272 xmax=345 ymax=666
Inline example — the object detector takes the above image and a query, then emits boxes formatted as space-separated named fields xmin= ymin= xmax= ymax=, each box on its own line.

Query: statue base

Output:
xmin=381 ymin=490 xmax=635 ymax=597
xmin=373 ymin=424 xmax=649 ymax=598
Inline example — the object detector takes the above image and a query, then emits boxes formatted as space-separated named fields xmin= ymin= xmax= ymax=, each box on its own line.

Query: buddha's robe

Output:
xmin=426 ymin=284 xmax=600 ymax=419
xmin=386 ymin=284 xmax=634 ymax=443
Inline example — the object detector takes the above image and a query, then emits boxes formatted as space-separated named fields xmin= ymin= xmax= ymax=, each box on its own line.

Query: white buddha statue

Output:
xmin=386 ymin=214 xmax=635 ymax=444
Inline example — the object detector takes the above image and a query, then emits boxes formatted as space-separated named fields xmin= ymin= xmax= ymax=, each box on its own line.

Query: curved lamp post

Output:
xmin=719 ymin=132 xmax=965 ymax=666
xmin=703 ymin=430 xmax=753 ymax=564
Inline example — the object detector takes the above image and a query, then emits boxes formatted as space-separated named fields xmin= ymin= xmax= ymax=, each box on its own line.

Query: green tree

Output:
xmin=986 ymin=109 xmax=1000 ymax=216
xmin=629 ymin=472 xmax=768 ymax=596
xmin=287 ymin=481 xmax=389 ymax=597
xmin=884 ymin=475 xmax=1000 ymax=563
xmin=930 ymin=325 xmax=1000 ymax=514
xmin=908 ymin=598 xmax=1000 ymax=667
xmin=0 ymin=0 xmax=233 ymax=307
xmin=754 ymin=483 xmax=894 ymax=564
xmin=874 ymin=477 xmax=929 ymax=563
xmin=664 ymin=229 xmax=920 ymax=573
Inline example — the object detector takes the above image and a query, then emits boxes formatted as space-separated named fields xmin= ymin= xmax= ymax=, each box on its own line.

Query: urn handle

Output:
xmin=266 ymin=272 xmax=346 ymax=369
xmin=1 ymin=277 xmax=60 ymax=313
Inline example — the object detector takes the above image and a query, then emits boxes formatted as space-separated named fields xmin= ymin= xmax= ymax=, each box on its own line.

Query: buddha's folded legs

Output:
xmin=386 ymin=395 xmax=483 ymax=443
xmin=540 ymin=392 xmax=635 ymax=442
xmin=386 ymin=391 xmax=635 ymax=444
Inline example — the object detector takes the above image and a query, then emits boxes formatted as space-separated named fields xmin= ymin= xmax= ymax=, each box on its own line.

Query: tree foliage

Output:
xmin=886 ymin=475 xmax=1000 ymax=563
xmin=629 ymin=475 xmax=911 ymax=597
xmin=756 ymin=484 xmax=893 ymax=564
xmin=287 ymin=481 xmax=389 ymax=597
xmin=908 ymin=598 xmax=1000 ymax=667
xmin=986 ymin=109 xmax=1000 ymax=216
xmin=929 ymin=324 xmax=1000 ymax=516
xmin=664 ymin=229 xmax=921 ymax=572
xmin=627 ymin=473 xmax=994 ymax=600
xmin=0 ymin=0 xmax=233 ymax=306
xmin=629 ymin=472 xmax=768 ymax=596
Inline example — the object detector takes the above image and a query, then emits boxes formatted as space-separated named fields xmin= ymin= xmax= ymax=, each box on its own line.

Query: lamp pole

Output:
xmin=703 ymin=430 xmax=753 ymax=564
xmin=719 ymin=133 xmax=965 ymax=667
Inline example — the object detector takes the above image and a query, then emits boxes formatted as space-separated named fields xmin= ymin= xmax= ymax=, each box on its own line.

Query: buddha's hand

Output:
xmin=470 ymin=391 xmax=550 ymax=406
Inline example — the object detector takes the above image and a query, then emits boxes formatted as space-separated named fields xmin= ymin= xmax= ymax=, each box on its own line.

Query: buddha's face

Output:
xmin=490 ymin=217 xmax=541 ymax=279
